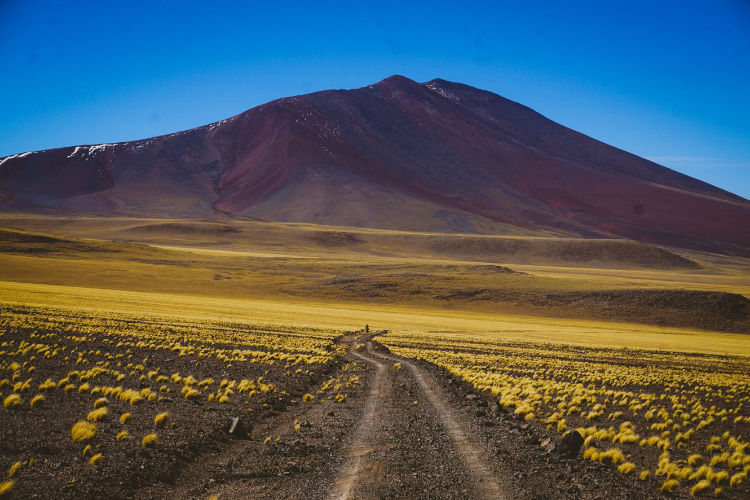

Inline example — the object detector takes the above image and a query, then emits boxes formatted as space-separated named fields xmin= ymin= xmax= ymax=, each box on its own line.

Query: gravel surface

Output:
xmin=126 ymin=331 xmax=715 ymax=499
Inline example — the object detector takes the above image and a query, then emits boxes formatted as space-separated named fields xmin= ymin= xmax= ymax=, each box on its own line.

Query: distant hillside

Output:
xmin=1 ymin=75 xmax=749 ymax=252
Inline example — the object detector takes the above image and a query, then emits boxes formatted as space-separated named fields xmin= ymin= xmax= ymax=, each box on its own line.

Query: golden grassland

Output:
xmin=0 ymin=215 xmax=748 ymax=354
xmin=0 ymin=218 xmax=749 ymax=335
xmin=1 ymin=215 xmax=749 ymax=496
xmin=0 ymin=214 xmax=748 ymax=292
xmin=0 ymin=213 xmax=735 ymax=271
xmin=0 ymin=302 xmax=353 ymax=497
xmin=1 ymin=280 xmax=748 ymax=356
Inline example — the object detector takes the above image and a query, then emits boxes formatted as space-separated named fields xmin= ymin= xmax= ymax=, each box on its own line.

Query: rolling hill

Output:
xmin=1 ymin=75 xmax=748 ymax=252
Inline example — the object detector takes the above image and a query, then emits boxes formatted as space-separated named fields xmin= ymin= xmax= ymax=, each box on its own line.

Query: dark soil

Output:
xmin=3 ymin=319 xmax=746 ymax=499
xmin=305 ymin=231 xmax=363 ymax=247
xmin=124 ymin=223 xmax=242 ymax=235
xmin=424 ymin=237 xmax=699 ymax=269
xmin=0 ymin=306 xmax=338 ymax=499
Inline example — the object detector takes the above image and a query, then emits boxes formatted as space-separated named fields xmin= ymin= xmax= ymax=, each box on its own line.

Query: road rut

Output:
xmin=330 ymin=334 xmax=505 ymax=499
xmin=136 ymin=331 xmax=508 ymax=499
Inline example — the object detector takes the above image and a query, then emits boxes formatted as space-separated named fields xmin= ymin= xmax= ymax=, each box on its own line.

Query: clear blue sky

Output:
xmin=1 ymin=0 xmax=749 ymax=198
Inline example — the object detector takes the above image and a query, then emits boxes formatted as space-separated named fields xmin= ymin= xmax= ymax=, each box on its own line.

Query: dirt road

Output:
xmin=330 ymin=336 xmax=507 ymax=499
xmin=136 ymin=331 xmax=656 ymax=499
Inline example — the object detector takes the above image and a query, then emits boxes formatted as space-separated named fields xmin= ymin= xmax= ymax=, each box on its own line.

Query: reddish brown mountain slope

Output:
xmin=1 ymin=75 xmax=748 ymax=250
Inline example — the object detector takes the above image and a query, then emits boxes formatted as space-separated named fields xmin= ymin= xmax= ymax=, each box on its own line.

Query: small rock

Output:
xmin=557 ymin=430 xmax=584 ymax=458
xmin=225 ymin=416 xmax=250 ymax=439
xmin=466 ymin=394 xmax=477 ymax=401
xmin=541 ymin=438 xmax=556 ymax=453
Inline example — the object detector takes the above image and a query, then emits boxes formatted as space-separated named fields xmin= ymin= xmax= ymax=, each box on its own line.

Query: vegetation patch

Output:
xmin=382 ymin=330 xmax=750 ymax=498
xmin=0 ymin=304 xmax=344 ymax=498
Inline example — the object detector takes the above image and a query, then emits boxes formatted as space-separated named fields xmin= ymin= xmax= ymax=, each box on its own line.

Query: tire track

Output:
xmin=330 ymin=337 xmax=388 ymax=500
xmin=369 ymin=342 xmax=506 ymax=500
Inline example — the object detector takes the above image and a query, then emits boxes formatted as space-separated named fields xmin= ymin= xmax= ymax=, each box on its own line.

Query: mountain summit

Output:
xmin=1 ymin=75 xmax=748 ymax=250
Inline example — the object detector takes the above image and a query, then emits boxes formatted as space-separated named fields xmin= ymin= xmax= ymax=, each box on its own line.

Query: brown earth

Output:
xmin=0 ymin=305 xmax=340 ymax=499
xmin=133 ymin=332 xmax=668 ymax=499
xmin=2 ymin=304 xmax=747 ymax=499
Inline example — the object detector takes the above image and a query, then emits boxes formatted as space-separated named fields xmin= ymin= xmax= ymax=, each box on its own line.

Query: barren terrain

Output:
xmin=1 ymin=215 xmax=749 ymax=498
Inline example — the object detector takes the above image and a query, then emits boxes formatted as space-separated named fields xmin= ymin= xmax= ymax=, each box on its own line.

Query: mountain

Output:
xmin=1 ymin=75 xmax=749 ymax=251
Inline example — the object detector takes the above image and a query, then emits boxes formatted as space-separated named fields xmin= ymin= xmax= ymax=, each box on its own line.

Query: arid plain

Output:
xmin=0 ymin=214 xmax=749 ymax=498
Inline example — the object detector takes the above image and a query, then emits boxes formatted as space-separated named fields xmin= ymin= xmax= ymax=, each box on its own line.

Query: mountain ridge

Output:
xmin=1 ymin=75 xmax=749 ymax=251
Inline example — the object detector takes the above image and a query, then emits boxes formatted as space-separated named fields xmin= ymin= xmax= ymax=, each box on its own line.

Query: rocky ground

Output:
xmin=133 ymin=332 xmax=678 ymax=499
xmin=4 ymin=324 xmax=744 ymax=499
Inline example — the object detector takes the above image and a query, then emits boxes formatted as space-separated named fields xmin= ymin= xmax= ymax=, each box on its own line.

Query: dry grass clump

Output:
xmin=154 ymin=412 xmax=169 ymax=426
xmin=71 ymin=421 xmax=97 ymax=442
xmin=7 ymin=462 xmax=20 ymax=478
xmin=0 ymin=480 xmax=14 ymax=496
xmin=3 ymin=394 xmax=21 ymax=409
xmin=141 ymin=433 xmax=158 ymax=448
xmin=87 ymin=407 xmax=108 ymax=422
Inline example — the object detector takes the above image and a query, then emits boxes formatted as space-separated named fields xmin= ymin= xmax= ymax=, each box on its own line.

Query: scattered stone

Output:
xmin=465 ymin=394 xmax=477 ymax=400
xmin=541 ymin=437 xmax=556 ymax=453
xmin=557 ymin=430 xmax=584 ymax=458
xmin=225 ymin=416 xmax=250 ymax=439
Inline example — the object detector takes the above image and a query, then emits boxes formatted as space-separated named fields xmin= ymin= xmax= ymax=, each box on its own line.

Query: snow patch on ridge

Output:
xmin=207 ymin=117 xmax=234 ymax=131
xmin=88 ymin=144 xmax=114 ymax=155
xmin=67 ymin=146 xmax=85 ymax=158
xmin=130 ymin=139 xmax=156 ymax=151
xmin=65 ymin=144 xmax=115 ymax=159
xmin=289 ymin=100 xmax=344 ymax=144
xmin=0 ymin=151 xmax=34 ymax=167
xmin=425 ymin=82 xmax=461 ymax=103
